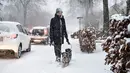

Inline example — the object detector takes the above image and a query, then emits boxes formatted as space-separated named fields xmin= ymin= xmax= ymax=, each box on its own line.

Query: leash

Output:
xmin=70 ymin=44 xmax=72 ymax=49
xmin=51 ymin=44 xmax=72 ymax=52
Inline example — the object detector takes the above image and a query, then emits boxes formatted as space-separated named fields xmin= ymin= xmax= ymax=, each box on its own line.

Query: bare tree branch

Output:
xmin=20 ymin=0 xmax=24 ymax=6
xmin=26 ymin=0 xmax=31 ymax=6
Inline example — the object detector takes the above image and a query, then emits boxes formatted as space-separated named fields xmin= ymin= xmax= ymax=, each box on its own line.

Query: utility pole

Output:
xmin=77 ymin=17 xmax=83 ymax=30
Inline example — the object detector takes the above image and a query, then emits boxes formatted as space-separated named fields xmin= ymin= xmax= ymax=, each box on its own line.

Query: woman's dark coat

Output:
xmin=50 ymin=14 xmax=69 ymax=45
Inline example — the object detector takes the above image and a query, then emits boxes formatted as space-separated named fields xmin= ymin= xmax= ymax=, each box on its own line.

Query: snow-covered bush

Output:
xmin=102 ymin=14 xmax=130 ymax=73
xmin=79 ymin=27 xmax=96 ymax=53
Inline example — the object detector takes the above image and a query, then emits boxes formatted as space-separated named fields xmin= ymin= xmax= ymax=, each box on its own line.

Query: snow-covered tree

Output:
xmin=102 ymin=14 xmax=130 ymax=73
xmin=0 ymin=0 xmax=49 ymax=27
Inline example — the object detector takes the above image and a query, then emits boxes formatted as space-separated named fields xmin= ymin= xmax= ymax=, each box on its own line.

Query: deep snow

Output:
xmin=0 ymin=38 xmax=111 ymax=73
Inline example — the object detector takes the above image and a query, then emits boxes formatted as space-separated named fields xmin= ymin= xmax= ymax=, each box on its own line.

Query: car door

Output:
xmin=21 ymin=27 xmax=30 ymax=49
xmin=16 ymin=25 xmax=26 ymax=50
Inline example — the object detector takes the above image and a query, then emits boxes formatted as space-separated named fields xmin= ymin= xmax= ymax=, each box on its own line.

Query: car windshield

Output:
xmin=32 ymin=29 xmax=44 ymax=36
xmin=0 ymin=24 xmax=10 ymax=32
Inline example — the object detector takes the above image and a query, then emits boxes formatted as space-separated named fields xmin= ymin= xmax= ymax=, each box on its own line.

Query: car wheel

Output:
xmin=43 ymin=39 xmax=49 ymax=45
xmin=43 ymin=41 xmax=47 ymax=45
xmin=46 ymin=38 xmax=49 ymax=44
xmin=26 ymin=42 xmax=31 ymax=52
xmin=15 ymin=46 xmax=22 ymax=59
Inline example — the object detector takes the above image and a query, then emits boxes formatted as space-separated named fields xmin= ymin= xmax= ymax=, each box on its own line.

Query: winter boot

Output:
xmin=56 ymin=56 xmax=61 ymax=62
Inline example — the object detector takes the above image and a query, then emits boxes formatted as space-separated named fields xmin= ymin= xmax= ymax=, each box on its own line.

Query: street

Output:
xmin=0 ymin=38 xmax=111 ymax=73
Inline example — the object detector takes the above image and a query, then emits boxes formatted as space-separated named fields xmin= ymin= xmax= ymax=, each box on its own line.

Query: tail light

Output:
xmin=5 ymin=34 xmax=18 ymax=39
xmin=10 ymin=34 xmax=18 ymax=39
xmin=44 ymin=29 xmax=48 ymax=35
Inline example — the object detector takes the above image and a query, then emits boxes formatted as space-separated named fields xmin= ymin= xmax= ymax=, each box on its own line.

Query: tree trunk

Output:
xmin=23 ymin=7 xmax=27 ymax=26
xmin=0 ymin=2 xmax=2 ymax=21
xmin=84 ymin=0 xmax=92 ymax=27
xmin=103 ymin=0 xmax=109 ymax=35
xmin=126 ymin=0 xmax=130 ymax=16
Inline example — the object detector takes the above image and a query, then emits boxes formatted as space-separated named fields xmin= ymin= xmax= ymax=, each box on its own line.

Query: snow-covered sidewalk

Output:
xmin=42 ymin=39 xmax=111 ymax=73
xmin=0 ymin=38 xmax=111 ymax=73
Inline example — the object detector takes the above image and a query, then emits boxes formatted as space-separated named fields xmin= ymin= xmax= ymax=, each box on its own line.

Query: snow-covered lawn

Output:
xmin=0 ymin=38 xmax=111 ymax=73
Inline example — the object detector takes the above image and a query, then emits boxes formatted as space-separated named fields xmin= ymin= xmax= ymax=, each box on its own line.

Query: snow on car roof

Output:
xmin=0 ymin=21 xmax=20 ymax=25
xmin=32 ymin=26 xmax=47 ymax=29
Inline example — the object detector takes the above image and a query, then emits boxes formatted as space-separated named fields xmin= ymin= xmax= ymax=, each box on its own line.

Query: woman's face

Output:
xmin=57 ymin=11 xmax=62 ymax=16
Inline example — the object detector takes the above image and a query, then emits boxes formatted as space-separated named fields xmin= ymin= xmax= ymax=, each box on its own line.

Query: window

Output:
xmin=16 ymin=25 xmax=24 ymax=33
xmin=0 ymin=25 xmax=10 ymax=32
xmin=20 ymin=25 xmax=29 ymax=35
xmin=32 ymin=29 xmax=44 ymax=36
xmin=23 ymin=28 xmax=29 ymax=35
xmin=21 ymin=26 xmax=27 ymax=34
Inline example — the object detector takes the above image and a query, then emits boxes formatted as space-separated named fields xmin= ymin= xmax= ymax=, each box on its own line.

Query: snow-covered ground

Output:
xmin=0 ymin=38 xmax=111 ymax=73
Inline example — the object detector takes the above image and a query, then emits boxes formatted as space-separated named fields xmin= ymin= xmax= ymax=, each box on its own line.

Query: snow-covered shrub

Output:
xmin=102 ymin=14 xmax=130 ymax=73
xmin=79 ymin=27 xmax=96 ymax=53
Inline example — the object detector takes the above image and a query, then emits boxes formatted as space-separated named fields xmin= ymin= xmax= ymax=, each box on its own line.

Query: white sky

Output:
xmin=43 ymin=0 xmax=69 ymax=17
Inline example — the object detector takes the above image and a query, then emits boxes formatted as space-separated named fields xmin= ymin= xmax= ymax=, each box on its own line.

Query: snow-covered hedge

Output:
xmin=102 ymin=14 xmax=130 ymax=73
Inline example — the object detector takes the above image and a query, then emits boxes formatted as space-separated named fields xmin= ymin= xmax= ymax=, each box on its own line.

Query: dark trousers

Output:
xmin=54 ymin=44 xmax=61 ymax=58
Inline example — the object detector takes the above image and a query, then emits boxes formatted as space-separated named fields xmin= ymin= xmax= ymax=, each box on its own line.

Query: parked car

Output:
xmin=30 ymin=26 xmax=49 ymax=44
xmin=0 ymin=21 xmax=31 ymax=58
